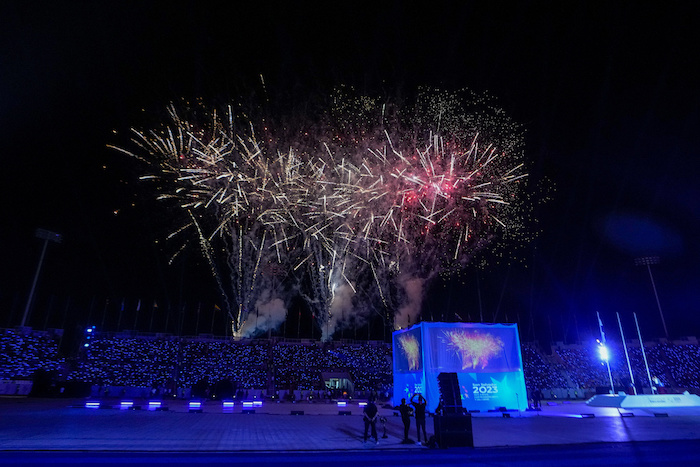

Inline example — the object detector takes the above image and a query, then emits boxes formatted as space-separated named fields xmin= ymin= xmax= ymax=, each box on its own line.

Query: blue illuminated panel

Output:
xmin=393 ymin=322 xmax=528 ymax=412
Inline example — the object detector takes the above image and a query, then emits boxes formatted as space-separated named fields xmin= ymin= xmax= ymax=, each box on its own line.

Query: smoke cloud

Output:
xmin=236 ymin=290 xmax=287 ymax=338
xmin=394 ymin=276 xmax=424 ymax=330
xmin=322 ymin=282 xmax=356 ymax=341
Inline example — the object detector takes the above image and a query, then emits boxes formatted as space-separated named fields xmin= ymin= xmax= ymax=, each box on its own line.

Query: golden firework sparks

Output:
xmin=443 ymin=330 xmax=504 ymax=370
xmin=398 ymin=333 xmax=421 ymax=371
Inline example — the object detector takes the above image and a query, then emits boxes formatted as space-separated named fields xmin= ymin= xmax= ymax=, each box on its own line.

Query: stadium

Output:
xmin=4 ymin=2 xmax=700 ymax=465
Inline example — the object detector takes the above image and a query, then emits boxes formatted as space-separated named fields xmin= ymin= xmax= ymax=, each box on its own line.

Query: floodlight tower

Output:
xmin=21 ymin=229 xmax=62 ymax=327
xmin=634 ymin=256 xmax=669 ymax=339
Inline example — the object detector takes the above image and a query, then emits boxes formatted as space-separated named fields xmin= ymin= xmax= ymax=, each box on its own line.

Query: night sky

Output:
xmin=3 ymin=2 xmax=699 ymax=344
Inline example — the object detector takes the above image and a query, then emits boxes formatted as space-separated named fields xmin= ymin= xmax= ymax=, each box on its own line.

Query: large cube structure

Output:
xmin=393 ymin=322 xmax=528 ymax=412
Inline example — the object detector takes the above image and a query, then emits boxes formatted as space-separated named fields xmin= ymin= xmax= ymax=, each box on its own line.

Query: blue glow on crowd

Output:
xmin=1 ymin=328 xmax=699 ymax=399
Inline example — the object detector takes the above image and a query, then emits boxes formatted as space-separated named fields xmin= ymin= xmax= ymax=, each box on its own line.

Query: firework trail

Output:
xmin=113 ymin=87 xmax=531 ymax=339
xmin=111 ymin=103 xmax=304 ymax=336
xmin=308 ymin=87 xmax=530 ymax=332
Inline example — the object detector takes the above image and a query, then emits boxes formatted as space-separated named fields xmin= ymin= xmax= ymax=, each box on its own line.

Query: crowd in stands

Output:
xmin=521 ymin=343 xmax=568 ymax=390
xmin=64 ymin=334 xmax=392 ymax=395
xmin=1 ymin=327 xmax=699 ymax=399
xmin=272 ymin=342 xmax=392 ymax=393
xmin=70 ymin=336 xmax=179 ymax=388
xmin=0 ymin=328 xmax=65 ymax=379
xmin=179 ymin=340 xmax=269 ymax=389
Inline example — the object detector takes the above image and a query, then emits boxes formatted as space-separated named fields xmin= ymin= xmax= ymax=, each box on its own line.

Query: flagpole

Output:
xmin=133 ymin=299 xmax=141 ymax=330
xmin=164 ymin=304 xmax=170 ymax=334
xmin=59 ymin=297 xmax=70 ymax=351
xmin=616 ymin=312 xmax=636 ymax=394
xmin=86 ymin=295 xmax=96 ymax=327
xmin=117 ymin=299 xmax=125 ymax=332
xmin=597 ymin=311 xmax=615 ymax=394
xmin=43 ymin=294 xmax=54 ymax=330
xmin=195 ymin=303 xmax=201 ymax=335
xmin=149 ymin=300 xmax=156 ymax=332
xmin=210 ymin=305 xmax=216 ymax=334
xmin=634 ymin=312 xmax=655 ymax=394
xmin=178 ymin=302 xmax=186 ymax=337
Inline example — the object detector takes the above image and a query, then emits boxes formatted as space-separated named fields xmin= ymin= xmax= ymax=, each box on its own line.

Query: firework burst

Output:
xmin=443 ymin=330 xmax=505 ymax=370
xmin=398 ymin=333 xmax=421 ymax=371
xmin=112 ymin=87 xmax=532 ymax=338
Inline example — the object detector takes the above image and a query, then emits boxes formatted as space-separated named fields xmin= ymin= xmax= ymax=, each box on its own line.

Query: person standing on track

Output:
xmin=410 ymin=393 xmax=427 ymax=444
xmin=395 ymin=398 xmax=412 ymax=443
xmin=363 ymin=397 xmax=379 ymax=444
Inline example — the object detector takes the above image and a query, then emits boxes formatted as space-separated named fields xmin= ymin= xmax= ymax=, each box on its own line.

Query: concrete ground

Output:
xmin=1 ymin=397 xmax=699 ymax=452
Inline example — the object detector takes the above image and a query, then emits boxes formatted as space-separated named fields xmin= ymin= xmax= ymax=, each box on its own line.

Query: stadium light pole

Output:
xmin=21 ymin=229 xmax=62 ymax=327
xmin=634 ymin=256 xmax=669 ymax=339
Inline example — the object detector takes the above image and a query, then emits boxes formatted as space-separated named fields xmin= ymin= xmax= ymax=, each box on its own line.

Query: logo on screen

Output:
xmin=472 ymin=383 xmax=499 ymax=394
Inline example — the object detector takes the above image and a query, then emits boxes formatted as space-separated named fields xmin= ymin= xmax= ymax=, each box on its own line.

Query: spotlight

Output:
xmin=222 ymin=400 xmax=235 ymax=413
xmin=85 ymin=401 xmax=101 ymax=409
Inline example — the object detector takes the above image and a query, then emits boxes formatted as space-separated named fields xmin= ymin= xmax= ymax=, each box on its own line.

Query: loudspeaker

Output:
xmin=433 ymin=414 xmax=473 ymax=448
xmin=437 ymin=372 xmax=463 ymax=414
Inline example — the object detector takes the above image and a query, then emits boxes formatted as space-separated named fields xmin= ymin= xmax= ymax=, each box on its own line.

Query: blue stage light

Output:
xmin=148 ymin=401 xmax=162 ymax=411
xmin=222 ymin=400 xmax=234 ymax=413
